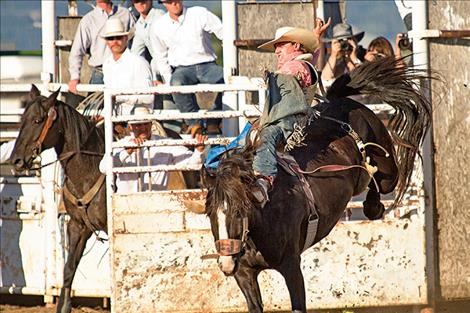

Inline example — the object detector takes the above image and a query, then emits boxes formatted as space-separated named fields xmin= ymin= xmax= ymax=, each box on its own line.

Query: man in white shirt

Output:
xmin=130 ymin=0 xmax=181 ymax=132
xmin=150 ymin=0 xmax=224 ymax=135
xmin=68 ymin=0 xmax=135 ymax=94
xmin=130 ymin=0 xmax=165 ymax=79
xmin=102 ymin=18 xmax=154 ymax=115
xmin=99 ymin=107 xmax=207 ymax=193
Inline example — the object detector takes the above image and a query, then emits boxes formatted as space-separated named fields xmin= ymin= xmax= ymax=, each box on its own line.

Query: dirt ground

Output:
xmin=0 ymin=296 xmax=110 ymax=313
xmin=0 ymin=305 xmax=109 ymax=313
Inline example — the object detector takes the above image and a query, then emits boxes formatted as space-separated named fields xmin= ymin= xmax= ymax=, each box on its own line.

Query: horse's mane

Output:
xmin=205 ymin=146 xmax=256 ymax=219
xmin=327 ymin=56 xmax=433 ymax=207
xmin=55 ymin=100 xmax=105 ymax=153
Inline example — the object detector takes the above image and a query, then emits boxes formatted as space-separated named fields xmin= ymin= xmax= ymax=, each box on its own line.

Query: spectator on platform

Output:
xmin=131 ymin=0 xmax=181 ymax=132
xmin=68 ymin=0 xmax=135 ymax=94
xmin=102 ymin=18 xmax=153 ymax=116
xmin=99 ymin=107 xmax=207 ymax=192
xmin=321 ymin=22 xmax=366 ymax=85
xmin=130 ymin=0 xmax=165 ymax=80
xmin=150 ymin=0 xmax=224 ymax=135
xmin=364 ymin=36 xmax=394 ymax=62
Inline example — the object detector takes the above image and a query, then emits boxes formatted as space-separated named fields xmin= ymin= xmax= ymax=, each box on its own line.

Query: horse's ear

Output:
xmin=43 ymin=88 xmax=61 ymax=110
xmin=28 ymin=84 xmax=41 ymax=101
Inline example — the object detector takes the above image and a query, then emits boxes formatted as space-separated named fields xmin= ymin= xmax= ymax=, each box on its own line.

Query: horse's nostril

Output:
xmin=13 ymin=158 xmax=24 ymax=169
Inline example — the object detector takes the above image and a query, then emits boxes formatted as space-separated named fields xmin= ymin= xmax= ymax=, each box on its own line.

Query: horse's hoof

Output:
xmin=363 ymin=201 xmax=385 ymax=220
xmin=56 ymin=288 xmax=72 ymax=313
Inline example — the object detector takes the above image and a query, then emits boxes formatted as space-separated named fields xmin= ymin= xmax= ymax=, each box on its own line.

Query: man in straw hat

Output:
xmin=321 ymin=22 xmax=366 ymax=83
xmin=68 ymin=0 xmax=135 ymax=94
xmin=250 ymin=19 xmax=330 ymax=207
xmin=102 ymin=18 xmax=154 ymax=116
xmin=99 ymin=106 xmax=207 ymax=193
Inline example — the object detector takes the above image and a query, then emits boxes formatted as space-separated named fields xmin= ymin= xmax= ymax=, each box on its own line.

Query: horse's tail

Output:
xmin=327 ymin=57 xmax=433 ymax=207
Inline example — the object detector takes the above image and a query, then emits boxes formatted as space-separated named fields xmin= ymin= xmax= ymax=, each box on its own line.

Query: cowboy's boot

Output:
xmin=252 ymin=177 xmax=272 ymax=208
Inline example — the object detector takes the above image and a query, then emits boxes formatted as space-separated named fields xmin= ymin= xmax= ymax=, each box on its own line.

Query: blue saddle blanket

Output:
xmin=204 ymin=122 xmax=252 ymax=170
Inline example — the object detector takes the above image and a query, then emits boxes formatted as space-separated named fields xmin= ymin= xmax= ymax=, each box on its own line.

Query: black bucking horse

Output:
xmin=11 ymin=85 xmax=106 ymax=313
xmin=202 ymin=57 xmax=432 ymax=312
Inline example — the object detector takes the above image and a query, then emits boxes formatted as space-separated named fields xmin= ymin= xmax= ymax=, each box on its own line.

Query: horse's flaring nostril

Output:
xmin=13 ymin=158 xmax=24 ymax=170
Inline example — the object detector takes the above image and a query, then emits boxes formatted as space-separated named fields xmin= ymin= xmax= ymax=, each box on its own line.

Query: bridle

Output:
xmin=32 ymin=106 xmax=57 ymax=159
xmin=214 ymin=216 xmax=249 ymax=257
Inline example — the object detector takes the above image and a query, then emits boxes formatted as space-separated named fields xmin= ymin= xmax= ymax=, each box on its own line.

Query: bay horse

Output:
xmin=11 ymin=85 xmax=106 ymax=313
xmin=10 ymin=85 xmax=190 ymax=313
xmin=203 ymin=58 xmax=432 ymax=312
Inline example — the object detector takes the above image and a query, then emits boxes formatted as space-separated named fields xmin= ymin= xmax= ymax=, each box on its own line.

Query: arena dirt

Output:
xmin=0 ymin=305 xmax=109 ymax=313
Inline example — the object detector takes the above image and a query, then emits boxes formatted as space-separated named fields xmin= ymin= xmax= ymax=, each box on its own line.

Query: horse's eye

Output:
xmin=34 ymin=118 xmax=43 ymax=124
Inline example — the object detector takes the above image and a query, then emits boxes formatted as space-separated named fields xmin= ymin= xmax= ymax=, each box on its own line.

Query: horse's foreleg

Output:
xmin=234 ymin=266 xmax=263 ymax=313
xmin=278 ymin=257 xmax=306 ymax=313
xmin=363 ymin=188 xmax=385 ymax=220
xmin=56 ymin=219 xmax=92 ymax=313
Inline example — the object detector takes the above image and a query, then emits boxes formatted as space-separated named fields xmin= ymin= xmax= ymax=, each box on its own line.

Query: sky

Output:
xmin=0 ymin=0 xmax=405 ymax=51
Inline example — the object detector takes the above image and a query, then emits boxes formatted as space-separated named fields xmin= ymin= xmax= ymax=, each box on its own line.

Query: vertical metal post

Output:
xmin=146 ymin=148 xmax=152 ymax=191
xmin=412 ymin=0 xmax=437 ymax=309
xmin=40 ymin=0 xmax=58 ymax=302
xmin=222 ymin=0 xmax=239 ymax=136
xmin=136 ymin=149 xmax=143 ymax=192
xmin=41 ymin=0 xmax=55 ymax=85
xmin=103 ymin=89 xmax=116 ymax=312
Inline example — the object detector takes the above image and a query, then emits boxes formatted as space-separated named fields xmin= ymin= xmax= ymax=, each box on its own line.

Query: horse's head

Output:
xmin=11 ymin=85 xmax=61 ymax=172
xmin=203 ymin=148 xmax=257 ymax=275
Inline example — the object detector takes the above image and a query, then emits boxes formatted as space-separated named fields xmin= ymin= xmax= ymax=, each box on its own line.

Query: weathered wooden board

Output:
xmin=428 ymin=0 xmax=470 ymax=300
xmin=237 ymin=2 xmax=316 ymax=78
xmin=110 ymin=191 xmax=427 ymax=312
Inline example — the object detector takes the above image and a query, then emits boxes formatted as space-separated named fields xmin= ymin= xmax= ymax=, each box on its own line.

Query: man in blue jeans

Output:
xmin=150 ymin=0 xmax=224 ymax=135
xmin=252 ymin=19 xmax=330 ymax=208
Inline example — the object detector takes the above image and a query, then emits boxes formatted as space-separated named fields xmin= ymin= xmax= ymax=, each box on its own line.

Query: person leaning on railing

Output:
xmin=99 ymin=107 xmax=207 ymax=193
xmin=68 ymin=0 xmax=135 ymax=94
xmin=130 ymin=0 xmax=181 ymax=133
xmin=149 ymin=0 xmax=225 ymax=135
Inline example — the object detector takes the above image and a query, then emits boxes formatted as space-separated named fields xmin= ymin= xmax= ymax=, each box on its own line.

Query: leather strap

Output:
xmin=34 ymin=107 xmax=57 ymax=152
xmin=277 ymin=153 xmax=319 ymax=253
xmin=63 ymin=174 xmax=106 ymax=240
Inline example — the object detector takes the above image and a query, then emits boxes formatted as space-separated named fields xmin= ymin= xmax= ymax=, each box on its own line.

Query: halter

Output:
xmin=214 ymin=216 xmax=249 ymax=256
xmin=33 ymin=106 xmax=57 ymax=158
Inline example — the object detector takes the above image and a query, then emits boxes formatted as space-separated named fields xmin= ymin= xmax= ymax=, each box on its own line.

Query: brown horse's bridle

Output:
xmin=214 ymin=216 xmax=249 ymax=257
xmin=32 ymin=106 xmax=57 ymax=158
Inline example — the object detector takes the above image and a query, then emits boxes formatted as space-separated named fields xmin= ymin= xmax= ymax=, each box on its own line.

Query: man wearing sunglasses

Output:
xmin=68 ymin=0 xmax=135 ymax=94
xmin=102 ymin=18 xmax=153 ymax=116
xmin=149 ymin=0 xmax=224 ymax=135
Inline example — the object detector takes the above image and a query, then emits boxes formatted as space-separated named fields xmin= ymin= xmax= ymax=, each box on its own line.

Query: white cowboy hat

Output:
xmin=258 ymin=27 xmax=319 ymax=53
xmin=322 ymin=23 xmax=364 ymax=43
xmin=129 ymin=106 xmax=153 ymax=124
xmin=101 ymin=18 xmax=131 ymax=38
